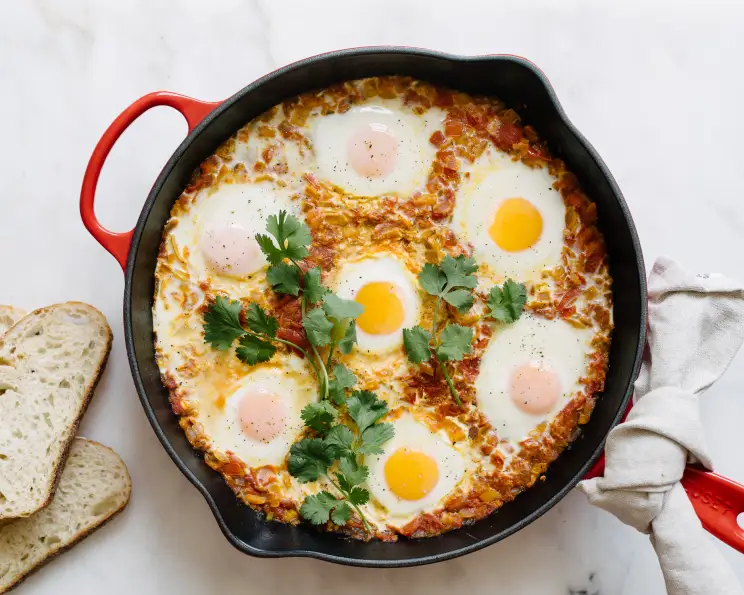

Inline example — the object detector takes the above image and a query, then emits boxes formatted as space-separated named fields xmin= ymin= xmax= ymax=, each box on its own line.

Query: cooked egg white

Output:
xmin=476 ymin=314 xmax=592 ymax=445
xmin=310 ymin=102 xmax=444 ymax=197
xmin=452 ymin=149 xmax=565 ymax=282
xmin=365 ymin=413 xmax=466 ymax=528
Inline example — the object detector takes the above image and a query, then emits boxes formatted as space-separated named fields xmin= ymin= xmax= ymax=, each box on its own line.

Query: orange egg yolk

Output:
xmin=348 ymin=124 xmax=397 ymax=178
xmin=509 ymin=363 xmax=561 ymax=415
xmin=238 ymin=388 xmax=286 ymax=443
xmin=384 ymin=448 xmax=439 ymax=501
xmin=489 ymin=198 xmax=543 ymax=252
xmin=354 ymin=281 xmax=405 ymax=335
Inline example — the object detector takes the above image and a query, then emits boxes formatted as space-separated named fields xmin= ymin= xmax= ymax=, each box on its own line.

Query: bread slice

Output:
xmin=0 ymin=302 xmax=112 ymax=520
xmin=0 ymin=438 xmax=131 ymax=593
xmin=0 ymin=308 xmax=25 ymax=337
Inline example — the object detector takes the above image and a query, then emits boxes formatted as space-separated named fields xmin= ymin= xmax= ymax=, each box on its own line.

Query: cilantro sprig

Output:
xmin=402 ymin=255 xmax=527 ymax=407
xmin=202 ymin=211 xmax=394 ymax=534
xmin=291 ymin=387 xmax=393 ymax=533
xmin=204 ymin=298 xmax=322 ymax=378
xmin=402 ymin=255 xmax=478 ymax=407
xmin=204 ymin=212 xmax=363 ymax=400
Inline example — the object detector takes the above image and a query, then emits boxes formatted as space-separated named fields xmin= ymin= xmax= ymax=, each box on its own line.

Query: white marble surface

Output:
xmin=1 ymin=1 xmax=744 ymax=593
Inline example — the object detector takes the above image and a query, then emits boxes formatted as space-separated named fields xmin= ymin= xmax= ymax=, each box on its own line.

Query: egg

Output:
xmin=310 ymin=103 xmax=444 ymax=197
xmin=332 ymin=255 xmax=421 ymax=353
xmin=366 ymin=412 xmax=466 ymax=524
xmin=451 ymin=150 xmax=565 ymax=281
xmin=475 ymin=314 xmax=592 ymax=444
xmin=174 ymin=181 xmax=299 ymax=279
xmin=198 ymin=356 xmax=316 ymax=467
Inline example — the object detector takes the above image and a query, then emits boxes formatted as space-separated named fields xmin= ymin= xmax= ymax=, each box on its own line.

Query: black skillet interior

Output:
xmin=124 ymin=48 xmax=646 ymax=567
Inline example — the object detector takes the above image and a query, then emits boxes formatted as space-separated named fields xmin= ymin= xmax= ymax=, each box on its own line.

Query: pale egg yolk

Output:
xmin=238 ymin=388 xmax=286 ymax=443
xmin=509 ymin=362 xmax=561 ymax=415
xmin=348 ymin=124 xmax=397 ymax=178
xmin=354 ymin=281 xmax=405 ymax=335
xmin=489 ymin=198 xmax=543 ymax=252
xmin=384 ymin=448 xmax=439 ymax=501
xmin=200 ymin=224 xmax=262 ymax=276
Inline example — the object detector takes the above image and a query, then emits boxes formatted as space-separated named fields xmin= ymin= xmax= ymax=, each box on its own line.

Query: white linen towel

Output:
xmin=579 ymin=256 xmax=744 ymax=595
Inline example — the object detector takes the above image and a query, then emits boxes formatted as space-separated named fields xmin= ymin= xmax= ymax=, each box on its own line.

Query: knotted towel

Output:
xmin=579 ymin=257 xmax=744 ymax=595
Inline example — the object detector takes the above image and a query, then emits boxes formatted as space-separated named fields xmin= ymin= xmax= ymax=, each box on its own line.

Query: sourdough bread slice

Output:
xmin=0 ymin=308 xmax=25 ymax=337
xmin=0 ymin=302 xmax=112 ymax=520
xmin=0 ymin=438 xmax=131 ymax=593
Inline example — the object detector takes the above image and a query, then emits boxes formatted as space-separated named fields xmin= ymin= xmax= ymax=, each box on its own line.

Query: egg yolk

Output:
xmin=384 ymin=448 xmax=439 ymax=501
xmin=238 ymin=388 xmax=286 ymax=443
xmin=489 ymin=198 xmax=543 ymax=252
xmin=509 ymin=362 xmax=561 ymax=415
xmin=348 ymin=124 xmax=397 ymax=178
xmin=354 ymin=281 xmax=405 ymax=335
xmin=200 ymin=224 xmax=262 ymax=276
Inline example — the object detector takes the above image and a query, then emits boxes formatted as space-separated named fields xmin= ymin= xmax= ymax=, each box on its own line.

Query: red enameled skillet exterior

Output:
xmin=80 ymin=47 xmax=744 ymax=564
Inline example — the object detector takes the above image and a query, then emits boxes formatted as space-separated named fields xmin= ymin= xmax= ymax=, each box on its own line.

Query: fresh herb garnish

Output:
xmin=205 ymin=296 xmax=320 ymax=376
xmin=202 ymin=211 xmax=394 ymax=534
xmin=402 ymin=255 xmax=527 ymax=407
xmin=486 ymin=279 xmax=528 ymax=323
xmin=402 ymin=255 xmax=479 ymax=407
xmin=290 ymin=387 xmax=392 ymax=533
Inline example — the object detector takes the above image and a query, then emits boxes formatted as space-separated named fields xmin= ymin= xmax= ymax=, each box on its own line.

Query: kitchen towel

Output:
xmin=579 ymin=256 xmax=744 ymax=595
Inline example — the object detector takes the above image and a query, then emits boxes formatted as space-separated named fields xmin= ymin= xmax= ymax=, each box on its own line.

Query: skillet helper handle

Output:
xmin=681 ymin=467 xmax=744 ymax=553
xmin=585 ymin=400 xmax=744 ymax=553
xmin=588 ymin=458 xmax=744 ymax=553
xmin=80 ymin=91 xmax=221 ymax=270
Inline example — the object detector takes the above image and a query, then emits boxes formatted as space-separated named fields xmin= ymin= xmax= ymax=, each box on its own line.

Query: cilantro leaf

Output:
xmin=303 ymin=267 xmax=327 ymax=303
xmin=327 ymin=364 xmax=356 ymax=405
xmin=330 ymin=501 xmax=352 ymax=525
xmin=440 ymin=254 xmax=478 ymax=290
xmin=347 ymin=391 xmax=388 ymax=433
xmin=235 ymin=334 xmax=276 ymax=365
xmin=348 ymin=487 xmax=370 ymax=506
xmin=266 ymin=262 xmax=301 ymax=296
xmin=245 ymin=303 xmax=278 ymax=338
xmin=302 ymin=308 xmax=333 ymax=347
xmin=322 ymin=293 xmax=364 ymax=321
xmin=358 ymin=422 xmax=395 ymax=455
xmin=301 ymin=401 xmax=338 ymax=434
xmin=255 ymin=233 xmax=285 ymax=265
xmin=265 ymin=211 xmax=312 ymax=262
xmin=203 ymin=296 xmax=245 ymax=350
xmin=436 ymin=324 xmax=473 ymax=361
xmin=300 ymin=491 xmax=341 ymax=525
xmin=403 ymin=326 xmax=432 ymax=364
xmin=288 ymin=438 xmax=334 ymax=482
xmin=338 ymin=457 xmax=368 ymax=490
xmin=418 ymin=263 xmax=447 ymax=296
xmin=442 ymin=288 xmax=474 ymax=313
xmin=324 ymin=424 xmax=354 ymax=458
xmin=332 ymin=364 xmax=356 ymax=389
xmin=487 ymin=279 xmax=528 ymax=323
xmin=337 ymin=321 xmax=357 ymax=355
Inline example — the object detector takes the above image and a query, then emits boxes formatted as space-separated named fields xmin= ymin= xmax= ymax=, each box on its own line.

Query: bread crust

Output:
xmin=0 ymin=307 xmax=26 ymax=337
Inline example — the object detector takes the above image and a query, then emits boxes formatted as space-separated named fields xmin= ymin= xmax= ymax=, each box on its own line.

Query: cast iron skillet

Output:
xmin=78 ymin=47 xmax=744 ymax=565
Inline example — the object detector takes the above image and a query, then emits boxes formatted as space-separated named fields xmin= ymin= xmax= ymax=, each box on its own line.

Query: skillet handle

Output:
xmin=80 ymin=91 xmax=221 ymax=270
xmin=681 ymin=467 xmax=744 ymax=553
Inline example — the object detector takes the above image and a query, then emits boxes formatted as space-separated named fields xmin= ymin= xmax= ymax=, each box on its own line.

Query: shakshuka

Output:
xmin=153 ymin=77 xmax=612 ymax=541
